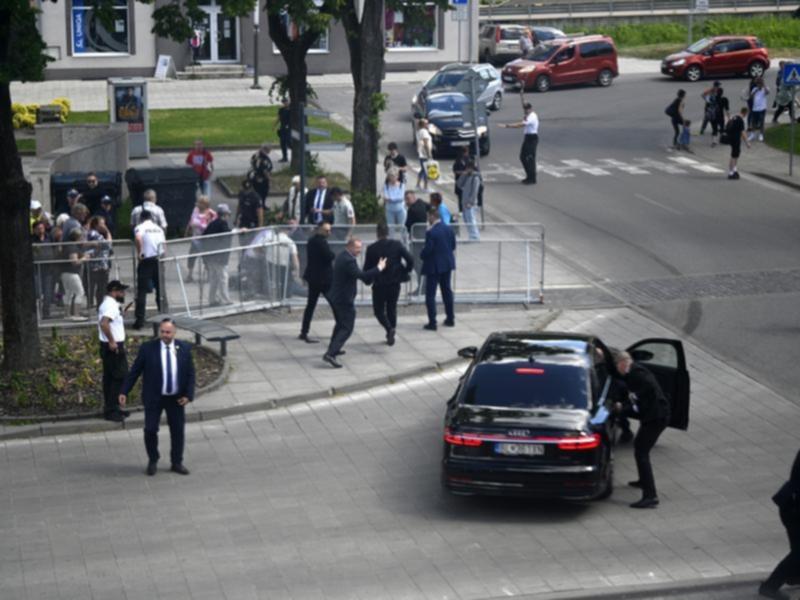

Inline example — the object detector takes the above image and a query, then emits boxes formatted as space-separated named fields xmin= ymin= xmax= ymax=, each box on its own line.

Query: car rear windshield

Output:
xmin=501 ymin=28 xmax=525 ymax=40
xmin=462 ymin=362 xmax=589 ymax=410
xmin=527 ymin=45 xmax=560 ymax=62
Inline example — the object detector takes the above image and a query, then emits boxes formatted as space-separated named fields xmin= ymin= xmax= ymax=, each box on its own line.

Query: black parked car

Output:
xmin=442 ymin=332 xmax=690 ymax=501
xmin=412 ymin=91 xmax=490 ymax=158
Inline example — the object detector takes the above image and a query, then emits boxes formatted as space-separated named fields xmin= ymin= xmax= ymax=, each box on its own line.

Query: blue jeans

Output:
xmin=385 ymin=203 xmax=406 ymax=226
xmin=462 ymin=206 xmax=479 ymax=240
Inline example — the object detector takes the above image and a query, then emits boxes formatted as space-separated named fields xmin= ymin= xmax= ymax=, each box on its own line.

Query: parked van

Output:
xmin=502 ymin=35 xmax=618 ymax=92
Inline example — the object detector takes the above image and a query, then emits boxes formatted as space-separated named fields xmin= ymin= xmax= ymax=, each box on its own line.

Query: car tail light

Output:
xmin=557 ymin=433 xmax=601 ymax=451
xmin=444 ymin=427 xmax=482 ymax=447
xmin=515 ymin=367 xmax=545 ymax=375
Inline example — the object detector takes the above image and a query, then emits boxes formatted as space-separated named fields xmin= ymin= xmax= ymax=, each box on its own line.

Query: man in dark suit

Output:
xmin=323 ymin=238 xmax=386 ymax=368
xmin=304 ymin=175 xmax=333 ymax=225
xmin=420 ymin=207 xmax=456 ymax=331
xmin=760 ymin=448 xmax=800 ymax=600
xmin=120 ymin=318 xmax=196 ymax=476
xmin=300 ymin=222 xmax=335 ymax=343
xmin=364 ymin=223 xmax=414 ymax=346
xmin=614 ymin=351 xmax=671 ymax=509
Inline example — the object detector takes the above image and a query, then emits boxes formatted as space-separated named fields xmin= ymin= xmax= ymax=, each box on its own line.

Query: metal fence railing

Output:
xmin=32 ymin=223 xmax=546 ymax=324
xmin=480 ymin=0 xmax=791 ymax=18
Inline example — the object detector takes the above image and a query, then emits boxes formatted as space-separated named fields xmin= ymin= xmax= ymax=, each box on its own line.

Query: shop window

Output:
xmin=71 ymin=0 xmax=130 ymax=55
xmin=385 ymin=3 xmax=437 ymax=50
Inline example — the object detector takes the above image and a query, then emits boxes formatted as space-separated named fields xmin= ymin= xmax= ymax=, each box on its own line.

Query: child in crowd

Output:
xmin=678 ymin=119 xmax=693 ymax=153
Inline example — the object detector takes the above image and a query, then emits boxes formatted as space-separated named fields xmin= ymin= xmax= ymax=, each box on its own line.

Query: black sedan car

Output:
xmin=412 ymin=91 xmax=490 ymax=158
xmin=442 ymin=332 xmax=690 ymax=501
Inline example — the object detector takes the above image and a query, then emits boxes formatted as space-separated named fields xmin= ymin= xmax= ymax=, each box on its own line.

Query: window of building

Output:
xmin=71 ymin=0 xmax=130 ymax=55
xmin=385 ymin=3 xmax=437 ymax=50
xmin=272 ymin=10 xmax=329 ymax=54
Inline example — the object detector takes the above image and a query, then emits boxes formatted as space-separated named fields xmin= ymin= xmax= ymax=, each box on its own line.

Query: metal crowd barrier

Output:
xmin=480 ymin=0 xmax=790 ymax=19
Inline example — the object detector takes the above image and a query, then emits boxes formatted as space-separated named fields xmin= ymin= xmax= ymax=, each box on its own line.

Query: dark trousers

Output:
xmin=764 ymin=509 xmax=800 ymax=589
xmin=425 ymin=271 xmax=454 ymax=325
xmin=520 ymin=134 xmax=538 ymax=182
xmin=671 ymin=118 xmax=682 ymax=146
xmin=634 ymin=419 xmax=668 ymax=499
xmin=327 ymin=302 xmax=355 ymax=357
xmin=88 ymin=269 xmax=109 ymax=309
xmin=372 ymin=283 xmax=401 ymax=333
xmin=34 ymin=266 xmax=53 ymax=318
xmin=301 ymin=283 xmax=329 ymax=336
xmin=100 ymin=343 xmax=128 ymax=415
xmin=135 ymin=257 xmax=161 ymax=324
xmin=279 ymin=128 xmax=291 ymax=160
xmin=144 ymin=395 xmax=185 ymax=466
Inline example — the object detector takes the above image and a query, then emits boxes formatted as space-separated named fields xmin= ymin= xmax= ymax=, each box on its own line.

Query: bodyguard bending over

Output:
xmin=120 ymin=318 xmax=195 ymax=476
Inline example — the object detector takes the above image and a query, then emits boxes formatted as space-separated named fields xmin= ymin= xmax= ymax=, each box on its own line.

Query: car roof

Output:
xmin=533 ymin=26 xmax=565 ymax=33
xmin=562 ymin=34 xmax=614 ymax=44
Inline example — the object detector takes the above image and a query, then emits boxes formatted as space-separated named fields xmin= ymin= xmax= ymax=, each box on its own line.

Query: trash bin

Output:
xmin=125 ymin=167 xmax=197 ymax=237
xmin=50 ymin=171 xmax=123 ymax=217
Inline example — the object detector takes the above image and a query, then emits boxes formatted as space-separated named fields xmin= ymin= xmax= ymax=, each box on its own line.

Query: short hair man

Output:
xmin=121 ymin=318 xmax=196 ymax=476
xmin=304 ymin=175 xmax=333 ymax=225
xmin=420 ymin=206 xmax=456 ymax=330
xmin=130 ymin=189 xmax=168 ymax=230
xmin=299 ymin=221 xmax=334 ymax=342
xmin=98 ymin=280 xmax=132 ymax=422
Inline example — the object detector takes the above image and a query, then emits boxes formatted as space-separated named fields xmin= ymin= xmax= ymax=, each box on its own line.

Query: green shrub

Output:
xmin=351 ymin=191 xmax=383 ymax=224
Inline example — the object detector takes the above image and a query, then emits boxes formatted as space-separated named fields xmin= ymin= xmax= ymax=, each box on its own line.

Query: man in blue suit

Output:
xmin=421 ymin=207 xmax=456 ymax=331
xmin=120 ymin=318 xmax=196 ymax=476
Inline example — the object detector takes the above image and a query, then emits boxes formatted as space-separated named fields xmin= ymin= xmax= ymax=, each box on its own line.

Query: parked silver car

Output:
xmin=411 ymin=63 xmax=504 ymax=114
xmin=479 ymin=24 xmax=567 ymax=65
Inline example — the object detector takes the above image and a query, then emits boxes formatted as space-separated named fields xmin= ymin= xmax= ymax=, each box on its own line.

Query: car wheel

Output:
xmin=684 ymin=65 xmax=702 ymax=82
xmin=597 ymin=68 xmax=613 ymax=87
xmin=748 ymin=61 xmax=766 ymax=78
xmin=595 ymin=449 xmax=614 ymax=500
xmin=535 ymin=74 xmax=551 ymax=93
xmin=490 ymin=91 xmax=502 ymax=111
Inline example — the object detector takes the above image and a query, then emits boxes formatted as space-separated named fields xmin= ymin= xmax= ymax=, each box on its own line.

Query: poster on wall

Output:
xmin=114 ymin=85 xmax=144 ymax=132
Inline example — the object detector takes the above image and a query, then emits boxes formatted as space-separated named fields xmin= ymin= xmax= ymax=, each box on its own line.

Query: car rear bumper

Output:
xmin=442 ymin=458 xmax=605 ymax=500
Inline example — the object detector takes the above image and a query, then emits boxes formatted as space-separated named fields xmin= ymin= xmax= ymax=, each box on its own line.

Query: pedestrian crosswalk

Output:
xmin=417 ymin=156 xmax=725 ymax=184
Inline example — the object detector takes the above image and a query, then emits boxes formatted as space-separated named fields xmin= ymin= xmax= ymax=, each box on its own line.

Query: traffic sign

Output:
xmin=694 ymin=0 xmax=709 ymax=13
xmin=451 ymin=0 xmax=467 ymax=4
xmin=305 ymin=127 xmax=331 ymax=138
xmin=783 ymin=63 xmax=800 ymax=86
xmin=306 ymin=143 xmax=347 ymax=151
xmin=305 ymin=107 xmax=331 ymax=119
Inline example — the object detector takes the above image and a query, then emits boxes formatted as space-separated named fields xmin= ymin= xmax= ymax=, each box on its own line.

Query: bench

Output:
xmin=148 ymin=314 xmax=240 ymax=357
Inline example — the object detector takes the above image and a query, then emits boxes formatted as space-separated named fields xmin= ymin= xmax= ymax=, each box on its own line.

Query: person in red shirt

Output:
xmin=185 ymin=139 xmax=214 ymax=197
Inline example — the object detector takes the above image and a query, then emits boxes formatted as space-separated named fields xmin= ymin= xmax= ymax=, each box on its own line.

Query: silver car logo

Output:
xmin=508 ymin=429 xmax=530 ymax=437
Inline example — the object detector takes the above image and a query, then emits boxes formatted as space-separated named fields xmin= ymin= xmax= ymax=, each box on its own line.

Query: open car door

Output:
xmin=626 ymin=338 xmax=690 ymax=430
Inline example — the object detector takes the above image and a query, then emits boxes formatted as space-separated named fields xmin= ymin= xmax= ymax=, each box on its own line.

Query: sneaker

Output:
xmin=747 ymin=133 xmax=756 ymax=142
xmin=758 ymin=134 xmax=764 ymax=142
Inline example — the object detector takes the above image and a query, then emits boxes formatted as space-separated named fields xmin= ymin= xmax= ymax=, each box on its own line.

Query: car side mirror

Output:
xmin=457 ymin=346 xmax=478 ymax=359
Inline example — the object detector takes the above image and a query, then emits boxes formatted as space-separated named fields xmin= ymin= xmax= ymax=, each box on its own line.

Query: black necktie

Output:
xmin=165 ymin=345 xmax=174 ymax=395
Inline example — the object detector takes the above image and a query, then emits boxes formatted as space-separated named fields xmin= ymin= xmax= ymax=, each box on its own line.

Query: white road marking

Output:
xmin=638 ymin=158 xmax=688 ymax=174
xmin=561 ymin=159 xmax=612 ymax=176
xmin=668 ymin=156 xmax=725 ymax=173
xmin=599 ymin=158 xmax=650 ymax=175
xmin=634 ymin=193 xmax=684 ymax=215
xmin=538 ymin=162 xmax=574 ymax=178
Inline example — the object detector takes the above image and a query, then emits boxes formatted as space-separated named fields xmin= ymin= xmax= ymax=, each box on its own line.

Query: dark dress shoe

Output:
xmin=759 ymin=584 xmax=790 ymax=600
xmin=423 ymin=323 xmax=437 ymax=331
xmin=323 ymin=354 xmax=343 ymax=368
xmin=146 ymin=462 xmax=157 ymax=476
xmin=170 ymin=464 xmax=190 ymax=475
xmin=619 ymin=430 xmax=634 ymax=444
xmin=298 ymin=333 xmax=319 ymax=343
xmin=387 ymin=329 xmax=396 ymax=346
xmin=335 ymin=350 xmax=346 ymax=356
xmin=630 ymin=497 xmax=659 ymax=509
xmin=627 ymin=480 xmax=643 ymax=488
xmin=104 ymin=412 xmax=126 ymax=423
xmin=443 ymin=320 xmax=455 ymax=327
xmin=132 ymin=321 xmax=145 ymax=331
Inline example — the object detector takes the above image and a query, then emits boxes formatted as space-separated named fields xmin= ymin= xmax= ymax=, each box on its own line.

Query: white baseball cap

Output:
xmin=30 ymin=200 xmax=42 ymax=210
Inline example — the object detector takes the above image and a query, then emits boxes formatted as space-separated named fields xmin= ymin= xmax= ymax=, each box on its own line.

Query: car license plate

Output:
xmin=503 ymin=75 xmax=516 ymax=83
xmin=495 ymin=443 xmax=544 ymax=456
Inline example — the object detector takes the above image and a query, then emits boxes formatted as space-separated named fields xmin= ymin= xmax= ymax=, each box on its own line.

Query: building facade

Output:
xmin=37 ymin=1 xmax=479 ymax=80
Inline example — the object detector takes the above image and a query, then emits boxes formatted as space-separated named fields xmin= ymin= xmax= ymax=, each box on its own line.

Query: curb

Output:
xmin=0 ymin=308 xmax=562 ymax=441
xmin=754 ymin=171 xmax=800 ymax=192
xmin=482 ymin=572 xmax=768 ymax=600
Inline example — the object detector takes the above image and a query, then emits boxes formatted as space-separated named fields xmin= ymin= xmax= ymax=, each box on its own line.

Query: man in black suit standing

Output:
xmin=120 ymin=318 xmax=196 ymax=476
xmin=614 ymin=351 xmax=671 ymax=509
xmin=421 ymin=207 xmax=456 ymax=330
xmin=304 ymin=175 xmax=333 ymax=225
xmin=323 ymin=238 xmax=386 ymax=368
xmin=364 ymin=223 xmax=414 ymax=346
xmin=759 ymin=448 xmax=800 ymax=600
xmin=299 ymin=221 xmax=335 ymax=343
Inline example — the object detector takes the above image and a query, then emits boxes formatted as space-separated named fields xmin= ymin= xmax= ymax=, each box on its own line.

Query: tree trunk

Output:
xmin=0 ymin=83 xmax=41 ymax=371
xmin=343 ymin=0 xmax=385 ymax=198
xmin=286 ymin=49 xmax=308 ymax=174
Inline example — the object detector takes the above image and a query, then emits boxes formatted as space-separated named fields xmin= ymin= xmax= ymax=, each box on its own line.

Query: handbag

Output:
xmin=426 ymin=159 xmax=440 ymax=181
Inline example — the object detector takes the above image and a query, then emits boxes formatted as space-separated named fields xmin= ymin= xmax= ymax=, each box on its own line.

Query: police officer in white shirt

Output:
xmin=500 ymin=99 xmax=540 ymax=184
xmin=98 ymin=280 xmax=132 ymax=422
xmin=130 ymin=189 xmax=168 ymax=230
xmin=133 ymin=210 xmax=166 ymax=329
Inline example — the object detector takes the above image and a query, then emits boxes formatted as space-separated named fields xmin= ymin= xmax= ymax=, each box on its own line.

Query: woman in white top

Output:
xmin=382 ymin=168 xmax=406 ymax=226
xmin=416 ymin=119 xmax=433 ymax=191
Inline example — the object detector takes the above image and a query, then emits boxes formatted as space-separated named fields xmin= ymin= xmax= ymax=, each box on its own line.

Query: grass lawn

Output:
xmin=17 ymin=106 xmax=350 ymax=153
xmin=765 ymin=122 xmax=800 ymax=154
xmin=219 ymin=168 xmax=351 ymax=199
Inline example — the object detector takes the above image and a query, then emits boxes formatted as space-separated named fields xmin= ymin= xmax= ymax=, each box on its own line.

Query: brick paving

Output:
xmin=2 ymin=306 xmax=798 ymax=599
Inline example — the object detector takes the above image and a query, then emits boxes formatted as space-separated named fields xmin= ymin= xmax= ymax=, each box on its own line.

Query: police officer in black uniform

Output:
xmin=614 ymin=350 xmax=671 ymax=509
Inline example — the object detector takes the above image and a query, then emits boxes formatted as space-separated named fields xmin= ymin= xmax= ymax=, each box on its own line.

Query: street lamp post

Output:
xmin=251 ymin=4 xmax=262 ymax=90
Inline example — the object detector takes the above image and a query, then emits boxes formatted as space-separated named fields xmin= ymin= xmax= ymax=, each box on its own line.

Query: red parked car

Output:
xmin=661 ymin=36 xmax=770 ymax=82
xmin=502 ymin=35 xmax=619 ymax=93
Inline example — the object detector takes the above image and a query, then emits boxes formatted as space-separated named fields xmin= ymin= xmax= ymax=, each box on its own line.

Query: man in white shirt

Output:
xmin=98 ymin=280 xmax=132 ymax=422
xmin=133 ymin=210 xmax=166 ymax=329
xmin=500 ymin=100 xmax=539 ymax=185
xmin=748 ymin=78 xmax=770 ymax=142
xmin=331 ymin=187 xmax=356 ymax=240
xmin=130 ymin=189 xmax=168 ymax=230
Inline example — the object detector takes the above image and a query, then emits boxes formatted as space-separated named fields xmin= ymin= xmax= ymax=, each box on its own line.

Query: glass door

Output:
xmin=197 ymin=1 xmax=239 ymax=63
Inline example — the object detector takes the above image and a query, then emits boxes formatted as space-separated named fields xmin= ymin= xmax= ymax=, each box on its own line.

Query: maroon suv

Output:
xmin=661 ymin=36 xmax=769 ymax=82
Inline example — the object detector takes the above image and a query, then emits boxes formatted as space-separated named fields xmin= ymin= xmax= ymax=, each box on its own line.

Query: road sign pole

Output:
xmin=791 ymin=88 xmax=796 ymax=176
xmin=299 ymin=102 xmax=306 ymax=213
xmin=687 ymin=0 xmax=693 ymax=47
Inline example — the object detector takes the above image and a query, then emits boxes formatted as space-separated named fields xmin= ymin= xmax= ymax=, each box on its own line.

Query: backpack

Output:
xmin=664 ymin=98 xmax=679 ymax=118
